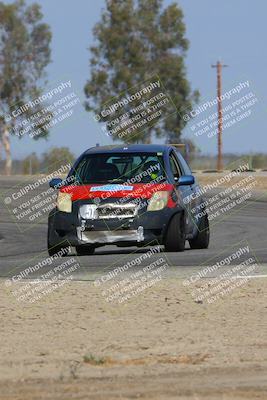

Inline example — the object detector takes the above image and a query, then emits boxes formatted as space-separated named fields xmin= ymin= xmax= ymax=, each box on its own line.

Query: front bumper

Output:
xmin=48 ymin=199 xmax=179 ymax=247
xmin=80 ymin=226 xmax=144 ymax=244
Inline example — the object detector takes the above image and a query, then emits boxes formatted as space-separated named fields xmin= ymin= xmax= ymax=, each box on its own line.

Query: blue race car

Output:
xmin=47 ymin=144 xmax=209 ymax=255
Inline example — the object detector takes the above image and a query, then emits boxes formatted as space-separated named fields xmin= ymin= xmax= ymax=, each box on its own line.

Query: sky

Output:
xmin=8 ymin=0 xmax=267 ymax=159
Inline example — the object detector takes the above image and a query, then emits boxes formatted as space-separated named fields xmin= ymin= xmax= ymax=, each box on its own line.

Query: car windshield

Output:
xmin=72 ymin=153 xmax=166 ymax=184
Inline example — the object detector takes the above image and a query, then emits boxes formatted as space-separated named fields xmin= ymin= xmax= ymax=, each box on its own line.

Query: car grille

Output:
xmin=97 ymin=203 xmax=138 ymax=219
xmin=79 ymin=203 xmax=138 ymax=220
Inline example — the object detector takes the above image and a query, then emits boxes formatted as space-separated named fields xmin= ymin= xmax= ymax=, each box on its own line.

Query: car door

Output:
xmin=168 ymin=151 xmax=195 ymax=235
xmin=174 ymin=151 xmax=202 ymax=233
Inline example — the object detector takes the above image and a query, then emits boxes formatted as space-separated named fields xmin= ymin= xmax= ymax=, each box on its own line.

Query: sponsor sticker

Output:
xmin=90 ymin=185 xmax=133 ymax=192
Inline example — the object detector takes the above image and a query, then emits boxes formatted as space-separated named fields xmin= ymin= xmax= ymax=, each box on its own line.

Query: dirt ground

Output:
xmin=0 ymin=278 xmax=267 ymax=400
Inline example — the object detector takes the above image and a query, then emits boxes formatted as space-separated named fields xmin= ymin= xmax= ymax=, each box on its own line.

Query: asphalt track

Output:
xmin=0 ymin=176 xmax=267 ymax=283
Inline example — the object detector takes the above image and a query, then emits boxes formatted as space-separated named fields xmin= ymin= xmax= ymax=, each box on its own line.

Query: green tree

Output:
xmin=251 ymin=153 xmax=267 ymax=169
xmin=41 ymin=147 xmax=75 ymax=173
xmin=0 ymin=0 xmax=52 ymax=174
xmin=22 ymin=152 xmax=40 ymax=174
xmin=84 ymin=0 xmax=198 ymax=144
xmin=178 ymin=139 xmax=200 ymax=163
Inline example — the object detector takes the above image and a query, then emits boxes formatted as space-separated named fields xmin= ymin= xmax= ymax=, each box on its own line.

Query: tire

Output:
xmin=164 ymin=213 xmax=185 ymax=252
xmin=76 ymin=245 xmax=95 ymax=256
xmin=189 ymin=214 xmax=210 ymax=249
xmin=48 ymin=244 xmax=69 ymax=257
xmin=47 ymin=224 xmax=69 ymax=257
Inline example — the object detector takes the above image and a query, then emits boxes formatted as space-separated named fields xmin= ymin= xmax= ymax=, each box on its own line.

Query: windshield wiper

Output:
xmin=76 ymin=179 xmax=127 ymax=184
xmin=107 ymin=179 xmax=126 ymax=183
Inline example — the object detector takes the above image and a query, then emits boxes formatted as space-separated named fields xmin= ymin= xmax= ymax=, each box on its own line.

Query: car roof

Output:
xmin=84 ymin=144 xmax=172 ymax=155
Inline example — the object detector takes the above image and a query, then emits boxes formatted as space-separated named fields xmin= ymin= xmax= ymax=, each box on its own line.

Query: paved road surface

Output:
xmin=0 ymin=176 xmax=267 ymax=282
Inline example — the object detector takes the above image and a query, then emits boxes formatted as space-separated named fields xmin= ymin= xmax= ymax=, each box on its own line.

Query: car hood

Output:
xmin=60 ymin=183 xmax=174 ymax=201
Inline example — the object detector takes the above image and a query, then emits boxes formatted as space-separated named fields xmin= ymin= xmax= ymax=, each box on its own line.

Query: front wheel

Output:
xmin=76 ymin=245 xmax=95 ymax=256
xmin=164 ymin=213 xmax=185 ymax=252
xmin=189 ymin=214 xmax=210 ymax=249
xmin=48 ymin=244 xmax=70 ymax=257
xmin=47 ymin=225 xmax=69 ymax=257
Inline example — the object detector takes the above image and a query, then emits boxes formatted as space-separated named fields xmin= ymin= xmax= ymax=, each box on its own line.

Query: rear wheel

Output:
xmin=189 ymin=214 xmax=210 ymax=249
xmin=76 ymin=245 xmax=95 ymax=256
xmin=164 ymin=213 xmax=185 ymax=252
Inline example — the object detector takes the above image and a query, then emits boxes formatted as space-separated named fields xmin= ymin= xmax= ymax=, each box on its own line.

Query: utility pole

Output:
xmin=211 ymin=61 xmax=227 ymax=171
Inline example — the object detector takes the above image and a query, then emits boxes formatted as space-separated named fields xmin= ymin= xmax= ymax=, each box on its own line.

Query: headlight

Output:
xmin=57 ymin=192 xmax=72 ymax=213
xmin=147 ymin=191 xmax=169 ymax=211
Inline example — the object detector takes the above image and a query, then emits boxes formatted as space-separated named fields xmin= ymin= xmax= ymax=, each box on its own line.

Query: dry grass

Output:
xmin=82 ymin=353 xmax=210 ymax=366
xmin=197 ymin=173 xmax=267 ymax=191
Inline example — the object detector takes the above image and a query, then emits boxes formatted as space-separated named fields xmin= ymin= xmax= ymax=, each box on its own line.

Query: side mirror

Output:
xmin=178 ymin=175 xmax=195 ymax=186
xmin=49 ymin=178 xmax=63 ymax=189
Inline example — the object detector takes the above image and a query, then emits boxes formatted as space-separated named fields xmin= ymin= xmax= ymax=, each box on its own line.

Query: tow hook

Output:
xmin=80 ymin=220 xmax=86 ymax=232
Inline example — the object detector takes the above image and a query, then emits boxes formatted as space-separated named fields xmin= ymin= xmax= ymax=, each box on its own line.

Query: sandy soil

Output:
xmin=0 ymin=277 xmax=267 ymax=399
